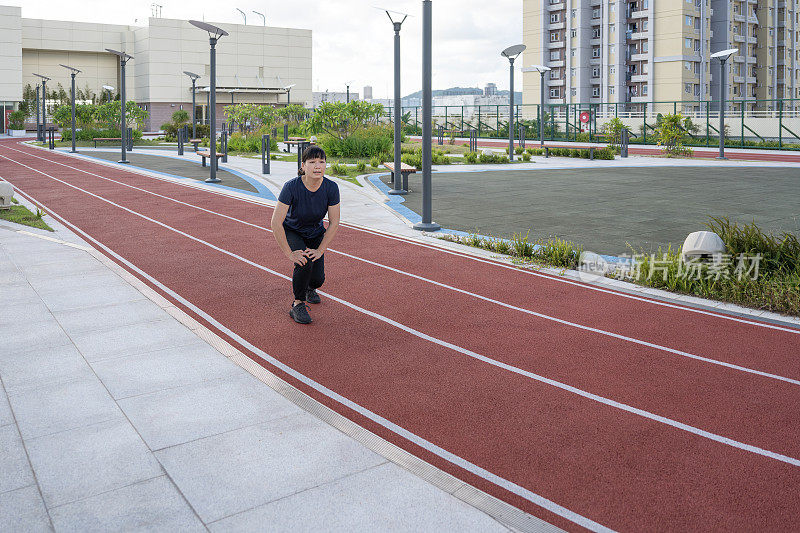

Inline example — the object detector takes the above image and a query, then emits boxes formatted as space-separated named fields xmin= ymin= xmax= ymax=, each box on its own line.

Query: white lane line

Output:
xmin=3 ymin=145 xmax=798 ymax=387
xmin=4 ymin=152 xmax=800 ymax=473
xmin=8 ymin=143 xmax=799 ymax=334
xmin=9 ymin=181 xmax=613 ymax=533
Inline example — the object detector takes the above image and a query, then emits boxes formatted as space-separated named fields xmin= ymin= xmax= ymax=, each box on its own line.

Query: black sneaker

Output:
xmin=306 ymin=288 xmax=321 ymax=304
xmin=289 ymin=302 xmax=312 ymax=324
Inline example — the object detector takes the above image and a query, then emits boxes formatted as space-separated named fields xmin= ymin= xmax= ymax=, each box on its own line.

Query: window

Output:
xmin=685 ymin=15 xmax=692 ymax=26
xmin=550 ymin=13 xmax=560 ymax=23
xmin=571 ymin=29 xmax=577 ymax=37
xmin=642 ymin=84 xmax=648 ymax=96
xmin=571 ymin=88 xmax=577 ymax=96
xmin=642 ymin=21 xmax=648 ymax=31
xmin=571 ymin=49 xmax=576 ymax=57
xmin=609 ymin=86 xmax=615 ymax=95
xmin=592 ymin=87 xmax=601 ymax=97
xmin=551 ymin=32 xmax=560 ymax=42
xmin=592 ymin=28 xmax=601 ymax=38
xmin=694 ymin=84 xmax=701 ymax=96
xmin=550 ymin=50 xmax=560 ymax=60
xmin=571 ymin=9 xmax=576 ymax=18
xmin=694 ymin=39 xmax=700 ymax=52
xmin=685 ymin=83 xmax=692 ymax=94
xmin=571 ymin=68 xmax=576 ymax=77
xmin=685 ymin=61 xmax=691 ymax=71
xmin=642 ymin=41 xmax=648 ymax=52
xmin=592 ymin=8 xmax=600 ymax=18
xmin=550 ymin=88 xmax=560 ymax=98
xmin=592 ymin=67 xmax=600 ymax=77
xmin=610 ymin=45 xmax=616 ymax=54
xmin=685 ymin=38 xmax=692 ymax=48
xmin=610 ymin=24 xmax=615 ymax=33
xmin=592 ymin=47 xmax=601 ymax=58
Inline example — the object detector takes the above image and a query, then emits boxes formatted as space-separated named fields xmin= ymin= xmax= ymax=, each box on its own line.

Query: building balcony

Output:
xmin=631 ymin=74 xmax=648 ymax=83
xmin=546 ymin=2 xmax=565 ymax=11
xmin=547 ymin=98 xmax=565 ymax=104
xmin=589 ymin=57 xmax=602 ymax=64
xmin=590 ymin=0 xmax=601 ymax=5
xmin=631 ymin=53 xmax=648 ymax=61
xmin=733 ymin=34 xmax=746 ymax=43
xmin=733 ymin=55 xmax=745 ymax=63
xmin=630 ymin=95 xmax=650 ymax=103
xmin=629 ymin=10 xmax=648 ymax=20
xmin=590 ymin=76 xmax=601 ymax=84
xmin=747 ymin=36 xmax=757 ymax=44
xmin=547 ymin=78 xmax=565 ymax=86
xmin=734 ymin=14 xmax=746 ymax=22
xmin=746 ymin=55 xmax=757 ymax=63
xmin=746 ymin=76 xmax=757 ymax=84
xmin=547 ymin=60 xmax=565 ymax=68
xmin=547 ymin=40 xmax=565 ymax=49
xmin=548 ymin=22 xmax=565 ymax=31
xmin=748 ymin=16 xmax=759 ymax=24
xmin=590 ymin=38 xmax=602 ymax=46
xmin=631 ymin=31 xmax=647 ymax=40
xmin=733 ymin=75 xmax=745 ymax=83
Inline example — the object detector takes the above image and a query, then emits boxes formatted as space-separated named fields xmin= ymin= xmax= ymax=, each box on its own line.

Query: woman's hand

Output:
xmin=288 ymin=250 xmax=308 ymax=266
xmin=304 ymin=248 xmax=324 ymax=262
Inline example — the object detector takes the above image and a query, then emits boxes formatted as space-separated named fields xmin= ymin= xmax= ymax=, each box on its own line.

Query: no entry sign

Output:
xmin=579 ymin=111 xmax=590 ymax=123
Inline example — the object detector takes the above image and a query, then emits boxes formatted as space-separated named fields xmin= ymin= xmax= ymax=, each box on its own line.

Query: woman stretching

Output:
xmin=271 ymin=146 xmax=340 ymax=324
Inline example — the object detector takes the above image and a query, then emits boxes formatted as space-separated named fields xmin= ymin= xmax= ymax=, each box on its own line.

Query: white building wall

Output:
xmin=0 ymin=5 xmax=22 ymax=103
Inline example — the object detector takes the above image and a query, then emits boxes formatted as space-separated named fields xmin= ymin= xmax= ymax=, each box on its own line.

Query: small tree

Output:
xmin=656 ymin=113 xmax=693 ymax=157
xmin=303 ymin=101 xmax=392 ymax=140
xmin=171 ymin=109 xmax=190 ymax=126
xmin=601 ymin=117 xmax=624 ymax=148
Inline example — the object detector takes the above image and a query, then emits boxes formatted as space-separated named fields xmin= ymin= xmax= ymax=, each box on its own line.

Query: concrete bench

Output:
xmin=383 ymin=161 xmax=416 ymax=192
xmin=0 ymin=180 xmax=14 ymax=210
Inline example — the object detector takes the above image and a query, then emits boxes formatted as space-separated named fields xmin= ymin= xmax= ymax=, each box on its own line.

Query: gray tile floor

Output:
xmin=0 ymin=222 xmax=520 ymax=532
xmin=385 ymin=166 xmax=800 ymax=256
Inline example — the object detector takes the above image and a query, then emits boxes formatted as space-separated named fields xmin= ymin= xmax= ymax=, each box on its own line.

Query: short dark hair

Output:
xmin=302 ymin=145 xmax=326 ymax=164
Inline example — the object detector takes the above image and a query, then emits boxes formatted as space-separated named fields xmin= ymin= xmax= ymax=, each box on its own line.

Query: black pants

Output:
xmin=285 ymin=228 xmax=325 ymax=301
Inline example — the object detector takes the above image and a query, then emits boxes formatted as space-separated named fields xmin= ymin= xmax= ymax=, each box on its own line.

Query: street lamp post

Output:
xmin=412 ymin=0 xmax=440 ymax=232
xmin=183 ymin=72 xmax=201 ymax=139
xmin=522 ymin=65 xmax=551 ymax=147
xmin=252 ymin=10 xmax=265 ymax=26
xmin=345 ymin=80 xmax=354 ymax=103
xmin=60 ymin=64 xmax=82 ymax=153
xmin=284 ymin=83 xmax=296 ymax=105
xmin=35 ymin=84 xmax=41 ymax=141
xmin=102 ymin=85 xmax=115 ymax=103
xmin=711 ymin=48 xmax=738 ymax=160
xmin=501 ymin=44 xmax=526 ymax=161
xmin=33 ymin=74 xmax=50 ymax=142
xmin=189 ymin=20 xmax=229 ymax=183
xmin=105 ymin=48 xmax=133 ymax=164
xmin=381 ymin=8 xmax=408 ymax=195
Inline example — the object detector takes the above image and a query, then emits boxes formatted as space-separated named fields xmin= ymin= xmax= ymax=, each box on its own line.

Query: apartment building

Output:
xmin=523 ymin=0 xmax=798 ymax=113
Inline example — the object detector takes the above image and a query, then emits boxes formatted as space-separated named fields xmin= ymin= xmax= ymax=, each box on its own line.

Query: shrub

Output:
xmin=319 ymin=125 xmax=393 ymax=158
xmin=356 ymin=161 xmax=366 ymax=172
xmin=511 ymin=231 xmax=534 ymax=258
xmin=522 ymin=153 xmax=531 ymax=162
xmin=514 ymin=146 xmax=524 ymax=155
xmin=533 ymin=237 xmax=581 ymax=269
xmin=370 ymin=156 xmax=380 ymax=168
xmin=8 ymin=111 xmax=25 ymax=130
xmin=60 ymin=128 xmax=143 ymax=142
xmin=464 ymin=151 xmax=478 ymax=164
xmin=401 ymin=153 xmax=422 ymax=169
xmin=329 ymin=162 xmax=348 ymax=176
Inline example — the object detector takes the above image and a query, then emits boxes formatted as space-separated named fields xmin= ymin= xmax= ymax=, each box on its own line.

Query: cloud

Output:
xmin=11 ymin=0 xmax=524 ymax=99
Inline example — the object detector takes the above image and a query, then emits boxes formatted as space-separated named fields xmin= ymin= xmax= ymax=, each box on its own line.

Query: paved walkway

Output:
xmin=0 ymin=203 xmax=525 ymax=532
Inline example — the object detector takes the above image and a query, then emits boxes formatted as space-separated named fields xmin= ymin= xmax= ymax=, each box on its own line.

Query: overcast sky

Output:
xmin=9 ymin=0 xmax=524 ymax=99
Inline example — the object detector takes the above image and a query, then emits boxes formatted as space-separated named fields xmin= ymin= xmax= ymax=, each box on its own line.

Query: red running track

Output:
xmin=2 ymin=139 xmax=799 ymax=531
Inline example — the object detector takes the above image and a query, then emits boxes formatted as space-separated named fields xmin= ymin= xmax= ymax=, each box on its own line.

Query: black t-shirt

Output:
xmin=278 ymin=176 xmax=340 ymax=239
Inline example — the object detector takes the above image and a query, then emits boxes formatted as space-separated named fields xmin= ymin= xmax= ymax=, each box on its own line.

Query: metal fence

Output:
xmin=382 ymin=99 xmax=800 ymax=149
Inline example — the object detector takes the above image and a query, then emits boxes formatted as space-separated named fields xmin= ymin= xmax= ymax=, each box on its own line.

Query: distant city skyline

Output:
xmin=5 ymin=0 xmax=523 ymax=101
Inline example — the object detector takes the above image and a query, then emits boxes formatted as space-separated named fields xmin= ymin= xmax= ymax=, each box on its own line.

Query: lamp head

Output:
xmin=711 ymin=48 xmax=738 ymax=61
xmin=501 ymin=44 xmax=527 ymax=61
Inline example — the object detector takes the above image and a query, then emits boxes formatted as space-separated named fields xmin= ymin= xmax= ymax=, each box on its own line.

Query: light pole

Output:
xmin=105 ymin=48 xmax=133 ymax=164
xmin=35 ymin=83 xmax=41 ymax=141
xmin=33 ymin=74 xmax=50 ymax=142
xmin=345 ymin=80 xmax=354 ymax=103
xmin=235 ymin=8 xmax=246 ymax=24
xmin=522 ymin=65 xmax=550 ymax=147
xmin=102 ymin=85 xmax=115 ymax=103
xmin=711 ymin=48 xmax=738 ymax=160
xmin=284 ymin=83 xmax=296 ymax=105
xmin=183 ymin=71 xmax=201 ymax=139
xmin=190 ymin=20 xmax=229 ymax=183
xmin=252 ymin=10 xmax=265 ymax=26
xmin=412 ymin=0 xmax=440 ymax=232
xmin=60 ymin=64 xmax=81 ymax=153
xmin=501 ymin=44 xmax=526 ymax=161
xmin=381 ymin=8 xmax=408 ymax=195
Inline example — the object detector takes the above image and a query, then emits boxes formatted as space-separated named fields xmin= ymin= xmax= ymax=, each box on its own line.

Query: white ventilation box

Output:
xmin=0 ymin=181 xmax=14 ymax=210
xmin=681 ymin=231 xmax=726 ymax=262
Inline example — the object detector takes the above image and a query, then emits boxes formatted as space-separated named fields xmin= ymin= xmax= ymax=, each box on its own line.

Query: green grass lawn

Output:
xmin=0 ymin=204 xmax=54 ymax=231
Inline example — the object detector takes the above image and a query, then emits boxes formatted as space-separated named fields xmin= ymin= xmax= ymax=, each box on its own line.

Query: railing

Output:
xmin=380 ymin=98 xmax=800 ymax=149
